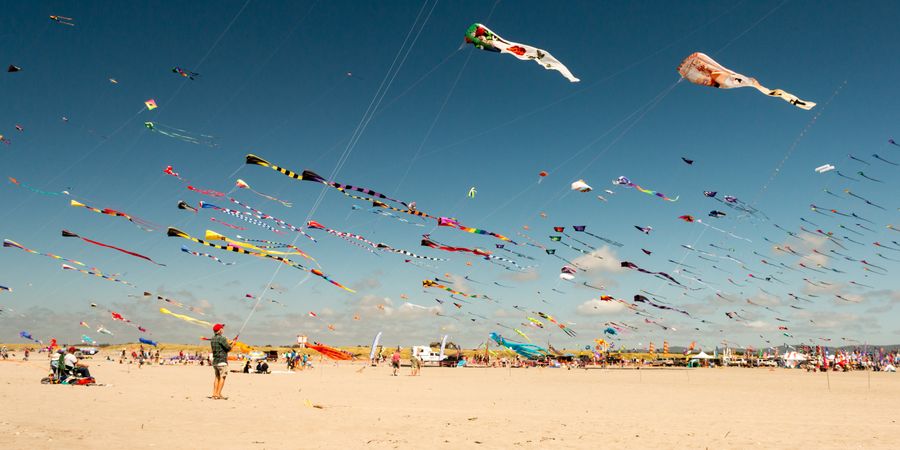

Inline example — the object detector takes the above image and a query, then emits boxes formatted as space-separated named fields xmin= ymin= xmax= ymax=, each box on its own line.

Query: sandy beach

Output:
xmin=1 ymin=358 xmax=898 ymax=449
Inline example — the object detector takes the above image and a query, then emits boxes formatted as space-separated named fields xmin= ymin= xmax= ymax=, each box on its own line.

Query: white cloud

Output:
xmin=576 ymin=298 xmax=625 ymax=316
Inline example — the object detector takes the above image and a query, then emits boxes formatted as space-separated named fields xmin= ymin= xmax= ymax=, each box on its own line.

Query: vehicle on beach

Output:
xmin=411 ymin=345 xmax=447 ymax=365
xmin=75 ymin=347 xmax=100 ymax=357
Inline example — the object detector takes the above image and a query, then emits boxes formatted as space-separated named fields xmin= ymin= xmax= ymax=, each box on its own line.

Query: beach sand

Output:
xmin=1 ymin=358 xmax=898 ymax=449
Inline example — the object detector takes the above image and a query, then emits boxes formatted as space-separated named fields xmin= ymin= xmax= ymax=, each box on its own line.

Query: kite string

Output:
xmin=235 ymin=0 xmax=436 ymax=338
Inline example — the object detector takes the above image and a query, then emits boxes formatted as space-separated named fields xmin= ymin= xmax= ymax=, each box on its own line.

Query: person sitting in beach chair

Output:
xmin=50 ymin=350 xmax=74 ymax=383
xmin=255 ymin=361 xmax=270 ymax=374
xmin=64 ymin=346 xmax=92 ymax=378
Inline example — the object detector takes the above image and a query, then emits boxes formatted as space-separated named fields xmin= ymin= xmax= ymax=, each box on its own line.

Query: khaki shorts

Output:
xmin=214 ymin=363 xmax=228 ymax=379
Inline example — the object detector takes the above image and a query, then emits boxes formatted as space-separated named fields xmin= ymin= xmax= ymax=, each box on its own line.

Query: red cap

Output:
xmin=213 ymin=323 xmax=225 ymax=333
xmin=68 ymin=346 xmax=77 ymax=353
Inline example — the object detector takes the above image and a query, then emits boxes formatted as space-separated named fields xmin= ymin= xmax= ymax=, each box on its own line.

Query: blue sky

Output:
xmin=2 ymin=0 xmax=899 ymax=349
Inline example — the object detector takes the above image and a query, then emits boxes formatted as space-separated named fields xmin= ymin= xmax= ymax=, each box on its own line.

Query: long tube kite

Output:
xmin=62 ymin=230 xmax=165 ymax=266
xmin=61 ymin=264 xmax=134 ymax=286
xmin=677 ymin=52 xmax=815 ymax=110
xmin=621 ymin=261 xmax=682 ymax=286
xmin=613 ymin=176 xmax=678 ymax=202
xmin=159 ymin=307 xmax=212 ymax=327
xmin=8 ymin=177 xmax=69 ymax=196
xmin=167 ymin=228 xmax=353 ymax=293
xmin=465 ymin=23 xmax=579 ymax=82
xmin=423 ymin=279 xmax=478 ymax=298
xmin=181 ymin=245 xmax=235 ymax=265
xmin=4 ymin=239 xmax=85 ymax=266
xmin=70 ymin=200 xmax=156 ymax=232
xmin=235 ymin=179 xmax=292 ymax=207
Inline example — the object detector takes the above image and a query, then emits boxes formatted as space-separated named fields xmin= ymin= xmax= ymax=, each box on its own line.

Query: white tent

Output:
xmin=691 ymin=351 xmax=714 ymax=359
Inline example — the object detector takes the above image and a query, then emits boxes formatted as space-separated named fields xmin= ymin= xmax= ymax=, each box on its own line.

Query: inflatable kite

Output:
xmin=490 ymin=332 xmax=548 ymax=359
xmin=307 ymin=343 xmax=353 ymax=360
xmin=465 ymin=23 xmax=579 ymax=82
xmin=677 ymin=52 xmax=815 ymax=110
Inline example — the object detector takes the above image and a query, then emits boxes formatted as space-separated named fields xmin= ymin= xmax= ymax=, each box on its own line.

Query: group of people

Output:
xmin=387 ymin=348 xmax=422 ymax=376
xmin=241 ymin=359 xmax=270 ymax=374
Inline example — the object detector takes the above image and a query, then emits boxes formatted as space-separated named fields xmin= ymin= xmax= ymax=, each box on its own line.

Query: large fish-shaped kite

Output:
xmin=465 ymin=23 xmax=579 ymax=82
xmin=677 ymin=52 xmax=815 ymax=110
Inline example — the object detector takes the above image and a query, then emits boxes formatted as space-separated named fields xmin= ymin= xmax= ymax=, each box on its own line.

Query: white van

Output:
xmin=411 ymin=346 xmax=446 ymax=364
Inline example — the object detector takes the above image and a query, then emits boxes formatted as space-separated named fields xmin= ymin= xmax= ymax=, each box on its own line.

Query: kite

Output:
xmin=307 ymin=343 xmax=353 ymax=360
xmin=677 ymin=52 xmax=815 ymax=110
xmin=849 ymin=154 xmax=869 ymax=165
xmin=139 ymin=337 xmax=158 ymax=347
xmin=709 ymin=210 xmax=726 ymax=218
xmin=159 ymin=307 xmax=212 ymax=327
xmin=177 ymin=200 xmax=199 ymax=213
xmin=421 ymin=237 xmax=490 ymax=257
xmin=0 ymin=285 xmax=10 ymax=293
xmin=464 ymin=23 xmax=579 ymax=82
xmin=96 ymin=326 xmax=113 ymax=335
xmin=536 ymin=312 xmax=577 ymax=337
xmin=181 ymin=245 xmax=235 ymax=265
xmin=490 ymin=332 xmax=549 ymax=359
xmin=857 ymin=171 xmax=883 ymax=183
xmin=514 ymin=329 xmax=531 ymax=342
xmin=235 ymin=179 xmax=292 ymax=207
xmin=227 ymin=198 xmax=315 ymax=241
xmin=145 ymin=99 xmax=157 ymax=110
xmin=3 ymin=239 xmax=85 ymax=266
xmin=81 ymin=335 xmax=95 ymax=345
xmin=233 ymin=236 xmax=315 ymax=261
xmin=172 ymin=67 xmax=199 ymax=80
xmin=70 ymin=199 xmax=156 ymax=231
xmin=147 ymin=292 xmax=207 ymax=315
xmin=245 ymin=154 xmax=415 ymax=211
xmin=163 ymin=165 xmax=183 ymax=180
xmin=633 ymin=294 xmax=691 ymax=316
xmin=168 ymin=228 xmax=353 ymax=292
xmin=422 ymin=279 xmax=479 ymax=298
xmin=351 ymin=204 xmax=425 ymax=226
xmin=200 ymin=202 xmax=286 ymax=235
xmin=621 ymin=261 xmax=682 ymax=285
xmin=548 ymin=235 xmax=593 ymax=255
xmin=571 ymin=179 xmax=592 ymax=192
xmin=890 ymin=138 xmax=899 ymax=147
xmin=872 ymin=154 xmax=897 ymax=166
xmin=634 ymin=225 xmax=652 ymax=234
xmin=437 ymin=217 xmax=514 ymax=243
xmin=8 ymin=177 xmax=69 ymax=196
xmin=62 ymin=264 xmax=134 ymax=286
xmin=681 ymin=157 xmax=694 ymax=165
xmin=49 ymin=15 xmax=74 ymax=26
xmin=7 ymin=65 xmax=21 ymax=73
xmin=145 ymin=122 xmax=216 ymax=146
xmin=187 ymin=186 xmax=225 ymax=197
xmin=109 ymin=78 xmax=118 ymax=84
xmin=613 ymin=176 xmax=678 ymax=202
xmin=207 ymin=218 xmax=246 ymax=232
xmin=572 ymin=225 xmax=623 ymax=247
xmin=836 ymin=170 xmax=859 ymax=181
xmin=19 ymin=331 xmax=39 ymax=343
xmin=467 ymin=187 xmax=477 ymax=198
xmin=844 ymin=190 xmax=885 ymax=209
xmin=538 ymin=171 xmax=548 ymax=182
xmin=62 ymin=230 xmax=165 ymax=266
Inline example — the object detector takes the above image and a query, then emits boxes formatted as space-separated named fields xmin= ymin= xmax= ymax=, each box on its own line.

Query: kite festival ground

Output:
xmin=1 ymin=359 xmax=898 ymax=449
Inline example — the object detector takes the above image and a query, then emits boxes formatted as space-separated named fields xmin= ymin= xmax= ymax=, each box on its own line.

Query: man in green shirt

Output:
xmin=210 ymin=323 xmax=232 ymax=399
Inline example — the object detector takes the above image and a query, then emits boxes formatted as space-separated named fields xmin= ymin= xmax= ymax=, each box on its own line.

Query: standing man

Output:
xmin=391 ymin=347 xmax=401 ymax=376
xmin=210 ymin=323 xmax=232 ymax=400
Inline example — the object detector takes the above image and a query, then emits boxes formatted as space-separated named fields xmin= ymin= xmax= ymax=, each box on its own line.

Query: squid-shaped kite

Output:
xmin=677 ymin=52 xmax=815 ymax=110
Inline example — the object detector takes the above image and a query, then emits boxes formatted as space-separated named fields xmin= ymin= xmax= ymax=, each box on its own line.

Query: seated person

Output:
xmin=64 ymin=347 xmax=92 ymax=378
xmin=243 ymin=360 xmax=251 ymax=373
xmin=255 ymin=360 xmax=269 ymax=374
